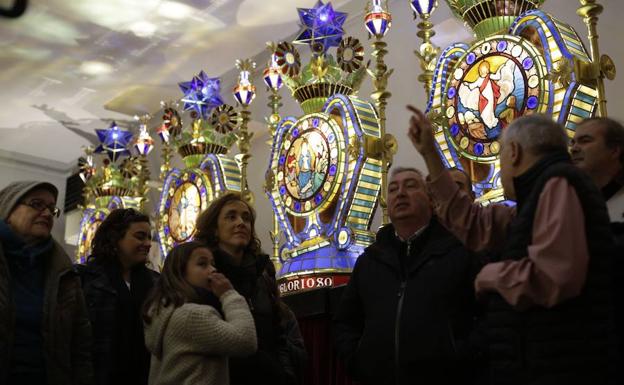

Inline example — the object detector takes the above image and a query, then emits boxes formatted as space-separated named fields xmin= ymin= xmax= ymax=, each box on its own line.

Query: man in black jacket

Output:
xmin=333 ymin=167 xmax=482 ymax=385
xmin=571 ymin=117 xmax=624 ymax=378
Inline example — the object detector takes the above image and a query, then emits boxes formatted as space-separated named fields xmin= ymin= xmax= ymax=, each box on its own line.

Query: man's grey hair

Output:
xmin=390 ymin=166 xmax=425 ymax=180
xmin=503 ymin=114 xmax=568 ymax=155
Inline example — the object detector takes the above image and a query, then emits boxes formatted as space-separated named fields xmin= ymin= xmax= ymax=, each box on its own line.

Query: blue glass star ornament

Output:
xmin=94 ymin=122 xmax=133 ymax=162
xmin=178 ymin=71 xmax=224 ymax=119
xmin=293 ymin=1 xmax=347 ymax=54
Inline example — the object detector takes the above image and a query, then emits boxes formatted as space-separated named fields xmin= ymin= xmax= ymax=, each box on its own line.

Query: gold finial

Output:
xmin=264 ymin=43 xmax=284 ymax=268
xmin=576 ymin=0 xmax=615 ymax=117
xmin=311 ymin=55 xmax=330 ymax=80
xmin=365 ymin=0 xmax=395 ymax=225
xmin=233 ymin=58 xmax=256 ymax=206
xmin=266 ymin=41 xmax=278 ymax=53
xmin=235 ymin=58 xmax=256 ymax=73
xmin=546 ymin=59 xmax=573 ymax=88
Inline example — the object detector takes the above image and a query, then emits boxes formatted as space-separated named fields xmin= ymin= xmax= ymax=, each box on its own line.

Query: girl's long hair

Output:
xmin=194 ymin=192 xmax=262 ymax=256
xmin=88 ymin=208 xmax=150 ymax=266
xmin=142 ymin=241 xmax=206 ymax=323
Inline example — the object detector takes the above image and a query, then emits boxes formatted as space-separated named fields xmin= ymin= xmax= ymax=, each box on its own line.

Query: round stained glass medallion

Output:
xmin=77 ymin=208 xmax=108 ymax=262
xmin=277 ymin=114 xmax=343 ymax=216
xmin=444 ymin=36 xmax=547 ymax=162
xmin=158 ymin=170 xmax=213 ymax=258
xmin=83 ymin=220 xmax=101 ymax=254
xmin=168 ymin=182 xmax=202 ymax=242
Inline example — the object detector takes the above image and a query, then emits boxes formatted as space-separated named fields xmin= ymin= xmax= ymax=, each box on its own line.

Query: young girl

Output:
xmin=143 ymin=241 xmax=257 ymax=385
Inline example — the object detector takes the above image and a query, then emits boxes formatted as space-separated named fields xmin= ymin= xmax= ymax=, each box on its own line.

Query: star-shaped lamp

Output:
xmin=293 ymin=0 xmax=347 ymax=54
xmin=94 ymin=121 xmax=133 ymax=162
xmin=178 ymin=71 xmax=224 ymax=119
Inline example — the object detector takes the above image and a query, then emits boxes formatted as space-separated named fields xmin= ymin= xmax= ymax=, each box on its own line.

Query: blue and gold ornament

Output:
xmin=293 ymin=0 xmax=347 ymax=54
xmin=179 ymin=71 xmax=224 ymax=119
xmin=94 ymin=121 xmax=133 ymax=162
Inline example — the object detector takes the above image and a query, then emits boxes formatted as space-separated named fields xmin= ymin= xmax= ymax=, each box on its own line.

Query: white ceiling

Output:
xmin=0 ymin=0 xmax=354 ymax=167
xmin=1 ymin=0 xmax=623 ymax=170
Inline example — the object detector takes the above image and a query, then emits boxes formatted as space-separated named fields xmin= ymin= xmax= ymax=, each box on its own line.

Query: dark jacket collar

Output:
xmin=79 ymin=260 xmax=159 ymax=294
xmin=77 ymin=261 xmax=117 ymax=295
xmin=371 ymin=217 xmax=461 ymax=274
xmin=376 ymin=217 xmax=456 ymax=251
xmin=0 ymin=219 xmax=74 ymax=284
xmin=0 ymin=219 xmax=53 ymax=265
xmin=213 ymin=248 xmax=270 ymax=298
xmin=213 ymin=248 xmax=269 ymax=275
xmin=512 ymin=150 xmax=571 ymax=209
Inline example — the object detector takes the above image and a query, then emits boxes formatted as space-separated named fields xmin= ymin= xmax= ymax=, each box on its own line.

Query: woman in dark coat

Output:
xmin=77 ymin=208 xmax=159 ymax=385
xmin=195 ymin=192 xmax=306 ymax=385
xmin=0 ymin=181 xmax=93 ymax=385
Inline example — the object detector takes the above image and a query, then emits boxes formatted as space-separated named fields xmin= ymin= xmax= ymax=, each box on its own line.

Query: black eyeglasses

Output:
xmin=20 ymin=199 xmax=61 ymax=218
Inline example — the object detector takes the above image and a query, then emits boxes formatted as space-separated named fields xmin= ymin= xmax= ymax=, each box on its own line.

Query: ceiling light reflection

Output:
xmin=80 ymin=61 xmax=114 ymax=75
xmin=158 ymin=1 xmax=194 ymax=20
xmin=130 ymin=21 xmax=157 ymax=37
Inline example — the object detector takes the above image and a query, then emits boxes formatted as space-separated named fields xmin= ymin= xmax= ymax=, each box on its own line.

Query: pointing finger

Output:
xmin=406 ymin=105 xmax=420 ymax=114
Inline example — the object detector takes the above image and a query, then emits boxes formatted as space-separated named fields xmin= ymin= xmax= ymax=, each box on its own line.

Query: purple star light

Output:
xmin=178 ymin=71 xmax=224 ymax=119
xmin=293 ymin=1 xmax=347 ymax=54
xmin=94 ymin=121 xmax=133 ymax=162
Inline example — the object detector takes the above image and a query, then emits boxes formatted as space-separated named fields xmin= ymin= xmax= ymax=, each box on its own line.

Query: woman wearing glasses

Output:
xmin=77 ymin=208 xmax=159 ymax=385
xmin=0 ymin=181 xmax=93 ymax=385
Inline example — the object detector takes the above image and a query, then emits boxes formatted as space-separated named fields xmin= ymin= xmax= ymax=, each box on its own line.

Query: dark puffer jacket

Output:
xmin=213 ymin=248 xmax=306 ymax=385
xmin=613 ymin=221 xmax=624 ymax=383
xmin=333 ymin=218 xmax=483 ymax=385
xmin=0 ymin=239 xmax=94 ymax=385
xmin=484 ymin=153 xmax=617 ymax=385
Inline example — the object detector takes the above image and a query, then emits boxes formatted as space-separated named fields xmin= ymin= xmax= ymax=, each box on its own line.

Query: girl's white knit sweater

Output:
xmin=144 ymin=289 xmax=257 ymax=385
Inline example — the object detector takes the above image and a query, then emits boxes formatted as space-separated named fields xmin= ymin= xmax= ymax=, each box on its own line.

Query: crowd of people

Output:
xmin=0 ymin=189 xmax=304 ymax=385
xmin=0 ymin=110 xmax=622 ymax=385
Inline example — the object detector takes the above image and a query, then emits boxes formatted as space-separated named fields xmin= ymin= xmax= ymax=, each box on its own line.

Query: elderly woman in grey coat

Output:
xmin=0 ymin=181 xmax=93 ymax=385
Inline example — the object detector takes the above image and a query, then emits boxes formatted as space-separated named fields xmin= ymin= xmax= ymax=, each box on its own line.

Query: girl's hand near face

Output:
xmin=209 ymin=273 xmax=234 ymax=297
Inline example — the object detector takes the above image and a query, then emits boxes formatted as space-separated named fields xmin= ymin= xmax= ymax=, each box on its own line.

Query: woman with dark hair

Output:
xmin=76 ymin=208 xmax=159 ymax=385
xmin=195 ymin=192 xmax=306 ymax=385
xmin=143 ymin=241 xmax=257 ymax=385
